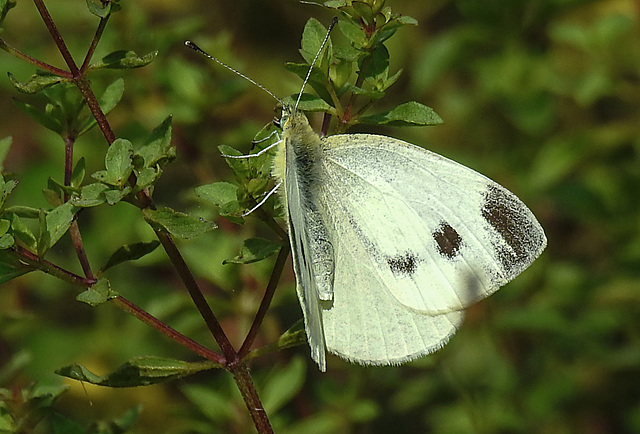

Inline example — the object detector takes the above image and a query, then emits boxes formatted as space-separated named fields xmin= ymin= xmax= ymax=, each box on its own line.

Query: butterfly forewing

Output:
xmin=317 ymin=134 xmax=546 ymax=316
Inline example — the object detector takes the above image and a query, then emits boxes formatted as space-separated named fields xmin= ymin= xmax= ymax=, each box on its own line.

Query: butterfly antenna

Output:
xmin=185 ymin=40 xmax=283 ymax=105
xmin=295 ymin=16 xmax=338 ymax=110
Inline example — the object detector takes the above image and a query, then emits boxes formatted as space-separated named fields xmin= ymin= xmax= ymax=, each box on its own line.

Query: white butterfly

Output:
xmin=185 ymin=28 xmax=546 ymax=371
xmin=272 ymin=109 xmax=546 ymax=371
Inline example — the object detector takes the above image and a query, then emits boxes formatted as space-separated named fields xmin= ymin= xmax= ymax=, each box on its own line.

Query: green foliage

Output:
xmin=57 ymin=356 xmax=222 ymax=387
xmin=76 ymin=278 xmax=117 ymax=306
xmin=142 ymin=207 xmax=217 ymax=239
xmin=223 ymin=237 xmax=283 ymax=265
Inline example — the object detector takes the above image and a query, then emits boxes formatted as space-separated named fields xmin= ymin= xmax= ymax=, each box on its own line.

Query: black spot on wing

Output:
xmin=481 ymin=184 xmax=536 ymax=271
xmin=387 ymin=252 xmax=418 ymax=276
xmin=432 ymin=222 xmax=462 ymax=259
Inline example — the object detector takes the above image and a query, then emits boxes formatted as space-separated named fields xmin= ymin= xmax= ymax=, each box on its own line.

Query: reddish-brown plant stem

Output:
xmin=154 ymin=230 xmax=237 ymax=362
xmin=231 ymin=364 xmax=274 ymax=433
xmin=80 ymin=15 xmax=110 ymax=72
xmin=0 ymin=39 xmax=72 ymax=77
xmin=33 ymin=0 xmax=80 ymax=77
xmin=68 ymin=222 xmax=94 ymax=279
xmin=112 ymin=296 xmax=225 ymax=364
xmin=28 ymin=2 xmax=273 ymax=431
xmin=14 ymin=245 xmax=96 ymax=287
xmin=239 ymin=243 xmax=290 ymax=359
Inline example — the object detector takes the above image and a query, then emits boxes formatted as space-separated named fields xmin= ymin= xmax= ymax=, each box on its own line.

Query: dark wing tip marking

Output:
xmin=387 ymin=252 xmax=419 ymax=276
xmin=481 ymin=184 xmax=543 ymax=272
xmin=432 ymin=222 xmax=463 ymax=259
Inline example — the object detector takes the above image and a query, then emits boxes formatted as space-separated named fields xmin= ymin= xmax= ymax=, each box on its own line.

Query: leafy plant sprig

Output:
xmin=0 ymin=0 xmax=435 ymax=431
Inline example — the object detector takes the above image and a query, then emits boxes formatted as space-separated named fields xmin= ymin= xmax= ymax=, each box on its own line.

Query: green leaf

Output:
xmin=362 ymin=44 xmax=390 ymax=82
xmin=100 ymin=240 xmax=160 ymax=273
xmin=56 ymin=356 xmax=222 ymax=387
xmin=352 ymin=1 xmax=375 ymax=24
xmin=44 ymin=177 xmax=69 ymax=207
xmin=4 ymin=205 xmax=40 ymax=218
xmin=143 ymin=207 xmax=217 ymax=239
xmin=78 ymin=78 xmax=125 ymax=135
xmin=300 ymin=18 xmax=331 ymax=64
xmin=36 ymin=208 xmax=49 ymax=256
xmin=70 ymin=157 xmax=85 ymax=187
xmin=70 ymin=182 xmax=109 ymax=207
xmin=283 ymin=63 xmax=334 ymax=105
xmin=358 ymin=101 xmax=444 ymax=126
xmin=93 ymin=139 xmax=133 ymax=188
xmin=195 ymin=182 xmax=239 ymax=208
xmin=223 ymin=237 xmax=282 ymax=265
xmin=0 ymin=249 xmax=31 ymax=284
xmin=397 ymin=15 xmax=418 ymax=26
xmin=337 ymin=17 xmax=367 ymax=48
xmin=0 ymin=175 xmax=17 ymax=210
xmin=91 ymin=50 xmax=158 ymax=70
xmin=0 ymin=136 xmax=11 ymax=173
xmin=247 ymin=320 xmax=307 ymax=361
xmin=281 ymin=93 xmax=335 ymax=113
xmin=45 ymin=202 xmax=78 ymax=250
xmin=104 ymin=186 xmax=131 ymax=205
xmin=370 ymin=21 xmax=403 ymax=47
xmin=85 ymin=0 xmax=120 ymax=18
xmin=76 ymin=278 xmax=117 ymax=306
xmin=0 ymin=0 xmax=17 ymax=26
xmin=133 ymin=167 xmax=159 ymax=190
xmin=7 ymin=212 xmax=36 ymax=250
xmin=134 ymin=116 xmax=175 ymax=168
xmin=106 ymin=138 xmax=133 ymax=186
xmin=0 ymin=219 xmax=9 ymax=235
xmin=8 ymin=71 xmax=65 ymax=94
xmin=0 ymin=233 xmax=14 ymax=249
xmin=13 ymin=99 xmax=62 ymax=134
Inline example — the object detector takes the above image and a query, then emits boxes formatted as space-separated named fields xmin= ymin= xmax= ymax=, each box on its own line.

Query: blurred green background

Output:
xmin=1 ymin=0 xmax=639 ymax=432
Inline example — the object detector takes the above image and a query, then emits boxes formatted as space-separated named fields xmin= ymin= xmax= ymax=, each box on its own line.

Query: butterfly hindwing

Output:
xmin=278 ymin=110 xmax=546 ymax=369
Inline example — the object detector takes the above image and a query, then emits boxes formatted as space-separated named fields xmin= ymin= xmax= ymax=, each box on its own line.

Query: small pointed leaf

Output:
xmin=134 ymin=116 xmax=174 ymax=168
xmin=143 ymin=207 xmax=217 ymax=239
xmin=0 ymin=136 xmax=12 ymax=173
xmin=56 ymin=356 xmax=222 ymax=387
xmin=91 ymin=50 xmax=158 ymax=70
xmin=0 ymin=249 xmax=31 ymax=284
xmin=45 ymin=202 xmax=78 ymax=249
xmin=76 ymin=278 xmax=117 ymax=306
xmin=100 ymin=241 xmax=160 ymax=273
xmin=223 ymin=238 xmax=282 ymax=265
xmin=358 ymin=101 xmax=444 ymax=126
xmin=70 ymin=157 xmax=86 ymax=187
xmin=8 ymin=71 xmax=66 ymax=94
xmin=195 ymin=182 xmax=239 ymax=208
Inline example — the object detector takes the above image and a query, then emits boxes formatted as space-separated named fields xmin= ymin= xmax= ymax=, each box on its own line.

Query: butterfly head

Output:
xmin=277 ymin=105 xmax=313 ymax=137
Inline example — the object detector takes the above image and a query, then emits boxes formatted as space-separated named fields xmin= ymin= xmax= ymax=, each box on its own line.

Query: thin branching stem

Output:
xmin=231 ymin=364 xmax=274 ymax=433
xmin=19 ymin=2 xmax=273 ymax=431
xmin=68 ymin=222 xmax=94 ymax=279
xmin=14 ymin=246 xmax=96 ymax=287
xmin=239 ymin=243 xmax=291 ymax=359
xmin=154 ymin=230 xmax=237 ymax=362
xmin=80 ymin=15 xmax=110 ymax=72
xmin=33 ymin=0 xmax=80 ymax=77
xmin=111 ymin=296 xmax=225 ymax=364
xmin=0 ymin=39 xmax=72 ymax=77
